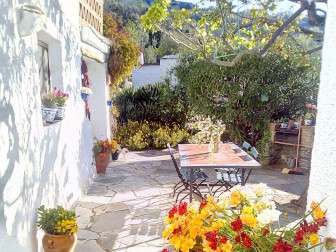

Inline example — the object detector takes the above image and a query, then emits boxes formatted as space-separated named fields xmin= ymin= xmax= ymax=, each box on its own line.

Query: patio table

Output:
xmin=178 ymin=143 xmax=261 ymax=202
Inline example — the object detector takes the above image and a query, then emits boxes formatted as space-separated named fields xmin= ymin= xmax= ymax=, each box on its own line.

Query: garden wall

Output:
xmin=0 ymin=0 xmax=95 ymax=251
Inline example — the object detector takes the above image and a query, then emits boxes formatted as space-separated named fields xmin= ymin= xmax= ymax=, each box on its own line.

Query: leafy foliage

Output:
xmin=104 ymin=14 xmax=140 ymax=87
xmin=175 ymin=53 xmax=318 ymax=146
xmin=114 ymin=82 xmax=190 ymax=126
xmin=37 ymin=206 xmax=78 ymax=235
xmin=140 ymin=0 xmax=321 ymax=61
xmin=116 ymin=121 xmax=189 ymax=150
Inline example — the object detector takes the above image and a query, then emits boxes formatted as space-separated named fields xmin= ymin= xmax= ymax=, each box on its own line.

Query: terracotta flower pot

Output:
xmin=42 ymin=233 xmax=77 ymax=252
xmin=95 ymin=152 xmax=109 ymax=174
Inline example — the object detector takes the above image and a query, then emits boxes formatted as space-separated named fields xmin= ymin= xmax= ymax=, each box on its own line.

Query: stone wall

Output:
xmin=269 ymin=124 xmax=315 ymax=169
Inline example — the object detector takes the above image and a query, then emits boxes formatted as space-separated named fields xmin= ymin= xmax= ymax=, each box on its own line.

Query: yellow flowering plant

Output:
xmin=37 ymin=206 xmax=78 ymax=235
xmin=162 ymin=184 xmax=334 ymax=252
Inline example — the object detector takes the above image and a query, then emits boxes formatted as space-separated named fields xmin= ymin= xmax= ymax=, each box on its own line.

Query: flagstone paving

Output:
xmin=74 ymin=149 xmax=308 ymax=252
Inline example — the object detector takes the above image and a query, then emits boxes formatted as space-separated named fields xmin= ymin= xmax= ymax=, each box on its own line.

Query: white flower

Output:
xmin=257 ymin=208 xmax=281 ymax=226
xmin=253 ymin=183 xmax=268 ymax=197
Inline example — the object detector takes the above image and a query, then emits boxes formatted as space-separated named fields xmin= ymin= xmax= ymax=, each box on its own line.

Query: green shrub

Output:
xmin=116 ymin=121 xmax=190 ymax=150
xmin=170 ymin=127 xmax=190 ymax=146
xmin=114 ymin=81 xmax=190 ymax=126
xmin=152 ymin=127 xmax=171 ymax=149
xmin=175 ymin=54 xmax=318 ymax=146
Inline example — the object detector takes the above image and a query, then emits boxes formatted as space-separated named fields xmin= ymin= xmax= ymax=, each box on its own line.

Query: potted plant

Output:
xmin=93 ymin=139 xmax=111 ymax=174
xmin=111 ymin=139 xmax=121 ymax=160
xmin=37 ymin=205 xmax=78 ymax=252
xmin=80 ymin=87 xmax=92 ymax=102
xmin=161 ymin=185 xmax=334 ymax=252
xmin=53 ymin=88 xmax=69 ymax=120
xmin=41 ymin=92 xmax=58 ymax=123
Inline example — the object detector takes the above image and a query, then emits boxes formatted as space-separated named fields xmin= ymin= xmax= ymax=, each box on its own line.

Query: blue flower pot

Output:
xmin=81 ymin=92 xmax=89 ymax=102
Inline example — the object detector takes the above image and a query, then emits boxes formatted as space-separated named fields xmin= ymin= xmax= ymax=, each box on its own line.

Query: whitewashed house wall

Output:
xmin=132 ymin=55 xmax=179 ymax=87
xmin=307 ymin=0 xmax=336 ymax=237
xmin=0 ymin=0 xmax=109 ymax=251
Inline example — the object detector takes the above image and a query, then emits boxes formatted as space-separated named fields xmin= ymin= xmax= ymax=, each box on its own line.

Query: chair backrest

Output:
xmin=250 ymin=147 xmax=259 ymax=160
xmin=242 ymin=141 xmax=251 ymax=151
xmin=167 ymin=144 xmax=185 ymax=183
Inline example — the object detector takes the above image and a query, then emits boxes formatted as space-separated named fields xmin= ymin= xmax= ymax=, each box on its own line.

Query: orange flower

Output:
xmin=310 ymin=201 xmax=326 ymax=220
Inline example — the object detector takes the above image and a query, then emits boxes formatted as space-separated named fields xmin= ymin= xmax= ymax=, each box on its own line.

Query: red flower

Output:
xmin=220 ymin=236 xmax=228 ymax=244
xmin=178 ymin=202 xmax=188 ymax=215
xmin=200 ymin=199 xmax=207 ymax=209
xmin=162 ymin=249 xmax=169 ymax=252
xmin=172 ymin=226 xmax=182 ymax=235
xmin=294 ymin=229 xmax=305 ymax=244
xmin=231 ymin=218 xmax=243 ymax=232
xmin=168 ymin=206 xmax=177 ymax=218
xmin=235 ymin=234 xmax=241 ymax=243
xmin=241 ymin=232 xmax=252 ymax=248
xmin=273 ymin=239 xmax=293 ymax=252
xmin=205 ymin=231 xmax=218 ymax=242
xmin=209 ymin=241 xmax=218 ymax=250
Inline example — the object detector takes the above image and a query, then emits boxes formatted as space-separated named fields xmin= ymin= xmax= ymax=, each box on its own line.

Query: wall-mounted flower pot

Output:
xmin=42 ymin=107 xmax=58 ymax=123
xmin=95 ymin=152 xmax=110 ymax=174
xmin=81 ymin=92 xmax=89 ymax=102
xmin=42 ymin=233 xmax=77 ymax=252
xmin=55 ymin=106 xmax=65 ymax=120
xmin=111 ymin=151 xmax=120 ymax=161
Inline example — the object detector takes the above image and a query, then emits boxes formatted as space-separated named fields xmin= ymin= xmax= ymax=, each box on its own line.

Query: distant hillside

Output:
xmin=104 ymin=0 xmax=195 ymax=25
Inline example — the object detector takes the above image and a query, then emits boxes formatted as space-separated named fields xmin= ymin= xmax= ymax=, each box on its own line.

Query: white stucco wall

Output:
xmin=132 ymin=56 xmax=178 ymax=87
xmin=307 ymin=0 xmax=336 ymax=237
xmin=87 ymin=58 xmax=111 ymax=140
xmin=0 ymin=0 xmax=95 ymax=251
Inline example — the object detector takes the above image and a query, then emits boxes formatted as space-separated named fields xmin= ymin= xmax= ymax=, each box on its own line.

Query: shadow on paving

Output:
xmin=74 ymin=150 xmax=309 ymax=252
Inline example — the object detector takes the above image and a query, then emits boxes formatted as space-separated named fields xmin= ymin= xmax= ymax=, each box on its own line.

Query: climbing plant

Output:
xmin=175 ymin=53 xmax=319 ymax=146
xmin=103 ymin=14 xmax=140 ymax=87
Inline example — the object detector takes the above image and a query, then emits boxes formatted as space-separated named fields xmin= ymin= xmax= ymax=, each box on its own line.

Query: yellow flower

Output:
xmin=211 ymin=219 xmax=225 ymax=230
xmin=170 ymin=235 xmax=181 ymax=249
xmin=180 ymin=237 xmax=195 ymax=252
xmin=230 ymin=191 xmax=243 ymax=206
xmin=240 ymin=213 xmax=257 ymax=228
xmin=309 ymin=233 xmax=320 ymax=246
xmin=310 ymin=201 xmax=325 ymax=220
xmin=242 ymin=206 xmax=253 ymax=214
xmin=220 ymin=241 xmax=233 ymax=252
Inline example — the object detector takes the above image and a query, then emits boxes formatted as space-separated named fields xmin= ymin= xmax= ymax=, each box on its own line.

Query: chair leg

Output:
xmin=175 ymin=188 xmax=186 ymax=203
xmin=172 ymin=182 xmax=183 ymax=197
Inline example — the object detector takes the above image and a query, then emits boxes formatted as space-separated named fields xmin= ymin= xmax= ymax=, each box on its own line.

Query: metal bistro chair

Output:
xmin=213 ymin=143 xmax=259 ymax=195
xmin=167 ymin=144 xmax=210 ymax=202
xmin=242 ymin=141 xmax=252 ymax=151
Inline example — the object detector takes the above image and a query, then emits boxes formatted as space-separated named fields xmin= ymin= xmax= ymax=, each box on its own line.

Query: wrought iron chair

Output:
xmin=242 ymin=141 xmax=252 ymax=151
xmin=167 ymin=144 xmax=210 ymax=202
xmin=213 ymin=143 xmax=259 ymax=195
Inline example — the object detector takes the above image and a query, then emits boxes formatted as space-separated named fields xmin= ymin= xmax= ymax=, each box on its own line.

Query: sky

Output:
xmin=186 ymin=0 xmax=327 ymax=14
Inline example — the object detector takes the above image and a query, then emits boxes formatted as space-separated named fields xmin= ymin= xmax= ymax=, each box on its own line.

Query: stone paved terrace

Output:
xmin=74 ymin=149 xmax=309 ymax=252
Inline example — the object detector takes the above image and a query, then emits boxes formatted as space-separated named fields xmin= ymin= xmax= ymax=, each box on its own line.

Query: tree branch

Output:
xmin=211 ymin=50 xmax=258 ymax=67
xmin=304 ymin=46 xmax=323 ymax=55
xmin=260 ymin=4 xmax=307 ymax=55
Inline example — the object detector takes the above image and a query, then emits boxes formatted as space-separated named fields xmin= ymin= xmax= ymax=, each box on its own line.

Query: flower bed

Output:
xmin=162 ymin=184 xmax=334 ymax=252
